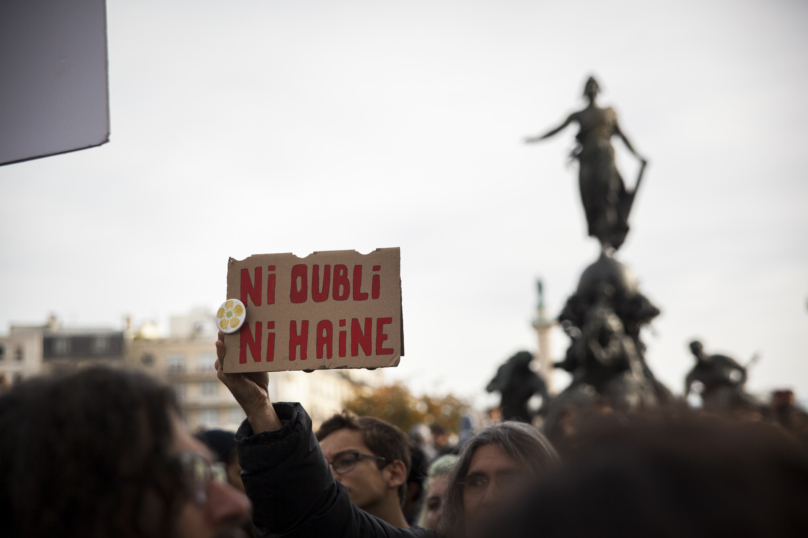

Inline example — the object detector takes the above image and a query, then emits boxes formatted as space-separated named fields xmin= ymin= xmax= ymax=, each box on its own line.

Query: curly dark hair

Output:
xmin=0 ymin=367 xmax=185 ymax=538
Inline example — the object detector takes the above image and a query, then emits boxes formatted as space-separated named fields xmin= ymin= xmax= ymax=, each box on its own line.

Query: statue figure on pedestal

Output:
xmin=541 ymin=251 xmax=672 ymax=439
xmin=560 ymin=282 xmax=657 ymax=409
xmin=486 ymin=351 xmax=550 ymax=423
xmin=525 ymin=76 xmax=670 ymax=440
xmin=685 ymin=340 xmax=761 ymax=412
xmin=525 ymin=76 xmax=647 ymax=251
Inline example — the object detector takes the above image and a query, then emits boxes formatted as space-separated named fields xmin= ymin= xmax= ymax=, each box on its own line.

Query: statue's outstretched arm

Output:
xmin=524 ymin=113 xmax=575 ymax=144
xmin=614 ymin=121 xmax=647 ymax=163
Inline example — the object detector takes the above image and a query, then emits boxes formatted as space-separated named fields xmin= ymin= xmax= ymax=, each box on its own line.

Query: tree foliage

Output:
xmin=344 ymin=382 xmax=468 ymax=434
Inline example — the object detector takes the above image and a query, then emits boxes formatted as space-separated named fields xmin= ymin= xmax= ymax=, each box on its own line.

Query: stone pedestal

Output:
xmin=532 ymin=304 xmax=556 ymax=395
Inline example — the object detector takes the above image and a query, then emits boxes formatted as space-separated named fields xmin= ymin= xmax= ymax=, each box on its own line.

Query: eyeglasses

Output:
xmin=178 ymin=452 xmax=228 ymax=505
xmin=327 ymin=450 xmax=387 ymax=475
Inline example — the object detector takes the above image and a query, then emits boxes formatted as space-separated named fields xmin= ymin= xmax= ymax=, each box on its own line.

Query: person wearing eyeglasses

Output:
xmin=215 ymin=333 xmax=437 ymax=538
xmin=316 ymin=411 xmax=411 ymax=528
xmin=215 ymin=332 xmax=560 ymax=538
xmin=0 ymin=367 xmax=252 ymax=538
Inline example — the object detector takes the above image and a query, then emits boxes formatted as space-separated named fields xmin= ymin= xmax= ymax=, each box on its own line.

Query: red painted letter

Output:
xmin=312 ymin=265 xmax=331 ymax=303
xmin=333 ymin=264 xmax=350 ymax=301
xmin=241 ymin=267 xmax=262 ymax=307
xmin=372 ymin=266 xmax=381 ymax=299
xmin=289 ymin=320 xmax=309 ymax=360
xmin=376 ymin=317 xmax=394 ymax=355
xmin=351 ymin=317 xmax=372 ymax=357
xmin=239 ymin=322 xmax=263 ymax=363
xmin=266 ymin=321 xmax=275 ymax=362
xmin=353 ymin=265 xmax=369 ymax=301
xmin=316 ymin=320 xmax=333 ymax=359
xmin=290 ymin=264 xmax=308 ymax=303
xmin=267 ymin=266 xmax=276 ymax=305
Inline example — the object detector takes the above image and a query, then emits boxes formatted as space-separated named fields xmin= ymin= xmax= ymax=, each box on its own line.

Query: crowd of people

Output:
xmin=1 ymin=332 xmax=807 ymax=537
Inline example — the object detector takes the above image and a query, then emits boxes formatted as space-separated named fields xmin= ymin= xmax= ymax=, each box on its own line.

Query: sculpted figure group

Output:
xmin=685 ymin=340 xmax=761 ymax=412
xmin=486 ymin=351 xmax=549 ymax=423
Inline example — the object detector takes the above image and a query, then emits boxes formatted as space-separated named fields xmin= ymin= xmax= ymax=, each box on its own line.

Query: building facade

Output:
xmin=0 ymin=316 xmax=125 ymax=388
xmin=2 ymin=311 xmax=382 ymax=430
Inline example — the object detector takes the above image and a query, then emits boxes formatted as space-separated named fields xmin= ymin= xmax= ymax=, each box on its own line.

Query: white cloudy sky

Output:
xmin=2 ymin=0 xmax=806 ymax=406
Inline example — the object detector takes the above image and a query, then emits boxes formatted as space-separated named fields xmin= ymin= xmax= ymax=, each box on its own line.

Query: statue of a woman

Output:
xmin=525 ymin=76 xmax=647 ymax=251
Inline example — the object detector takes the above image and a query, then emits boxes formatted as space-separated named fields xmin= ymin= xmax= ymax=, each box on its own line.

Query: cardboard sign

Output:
xmin=223 ymin=248 xmax=403 ymax=373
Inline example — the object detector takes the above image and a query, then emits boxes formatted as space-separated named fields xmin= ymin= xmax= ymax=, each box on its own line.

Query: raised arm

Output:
xmin=215 ymin=331 xmax=282 ymax=433
xmin=215 ymin=334 xmax=435 ymax=538
xmin=524 ymin=113 xmax=576 ymax=144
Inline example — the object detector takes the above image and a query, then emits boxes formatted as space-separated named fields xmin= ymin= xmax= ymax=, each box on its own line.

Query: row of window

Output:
xmin=172 ymin=381 xmax=220 ymax=400
xmin=0 ymin=345 xmax=24 ymax=361
xmin=51 ymin=337 xmax=111 ymax=356
xmin=141 ymin=352 xmax=217 ymax=372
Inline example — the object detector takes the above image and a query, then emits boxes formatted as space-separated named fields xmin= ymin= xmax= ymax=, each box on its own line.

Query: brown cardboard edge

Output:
xmin=226 ymin=247 xmax=396 ymax=265
xmin=222 ymin=247 xmax=403 ymax=372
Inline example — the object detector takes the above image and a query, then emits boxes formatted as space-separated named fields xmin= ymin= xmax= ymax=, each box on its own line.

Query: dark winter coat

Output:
xmin=236 ymin=402 xmax=438 ymax=538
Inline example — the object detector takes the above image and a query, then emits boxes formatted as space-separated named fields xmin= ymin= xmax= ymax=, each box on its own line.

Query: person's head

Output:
xmin=196 ymin=429 xmax=245 ymax=494
xmin=487 ymin=414 xmax=808 ymax=538
xmin=511 ymin=351 xmax=533 ymax=371
xmin=430 ymin=424 xmax=450 ymax=448
xmin=316 ymin=410 xmax=410 ymax=513
xmin=0 ymin=367 xmax=250 ymax=538
xmin=419 ymin=454 xmax=459 ymax=530
xmin=583 ymin=76 xmax=601 ymax=101
xmin=439 ymin=421 xmax=559 ymax=537
xmin=689 ymin=339 xmax=705 ymax=358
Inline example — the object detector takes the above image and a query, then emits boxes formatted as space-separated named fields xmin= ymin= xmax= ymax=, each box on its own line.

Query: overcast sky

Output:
xmin=1 ymin=0 xmax=806 ymax=407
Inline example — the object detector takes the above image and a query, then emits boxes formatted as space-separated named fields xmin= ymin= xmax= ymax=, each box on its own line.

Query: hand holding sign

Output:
xmin=215 ymin=331 xmax=281 ymax=433
xmin=222 ymin=248 xmax=403 ymax=374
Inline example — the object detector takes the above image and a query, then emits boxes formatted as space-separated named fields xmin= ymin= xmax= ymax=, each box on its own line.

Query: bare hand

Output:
xmin=215 ymin=331 xmax=282 ymax=432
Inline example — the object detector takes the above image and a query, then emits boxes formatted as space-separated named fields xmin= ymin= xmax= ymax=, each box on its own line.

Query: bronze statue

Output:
xmin=554 ymin=280 xmax=658 ymax=407
xmin=541 ymin=252 xmax=672 ymax=439
xmin=525 ymin=76 xmax=647 ymax=251
xmin=486 ymin=351 xmax=549 ymax=423
xmin=685 ymin=340 xmax=761 ymax=412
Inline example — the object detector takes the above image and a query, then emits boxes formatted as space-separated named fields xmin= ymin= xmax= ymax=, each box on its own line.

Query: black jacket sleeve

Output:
xmin=236 ymin=402 xmax=438 ymax=538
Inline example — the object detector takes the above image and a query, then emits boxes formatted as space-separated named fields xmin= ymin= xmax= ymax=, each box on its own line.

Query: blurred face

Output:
xmin=319 ymin=428 xmax=389 ymax=511
xmin=462 ymin=444 xmax=522 ymax=528
xmin=424 ymin=473 xmax=449 ymax=530
xmin=170 ymin=415 xmax=252 ymax=538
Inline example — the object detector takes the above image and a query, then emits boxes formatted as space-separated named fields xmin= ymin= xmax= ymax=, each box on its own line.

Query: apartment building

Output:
xmin=0 ymin=310 xmax=383 ymax=430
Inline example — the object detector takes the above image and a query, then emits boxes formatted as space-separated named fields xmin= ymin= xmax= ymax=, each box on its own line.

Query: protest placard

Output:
xmin=222 ymin=248 xmax=402 ymax=373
